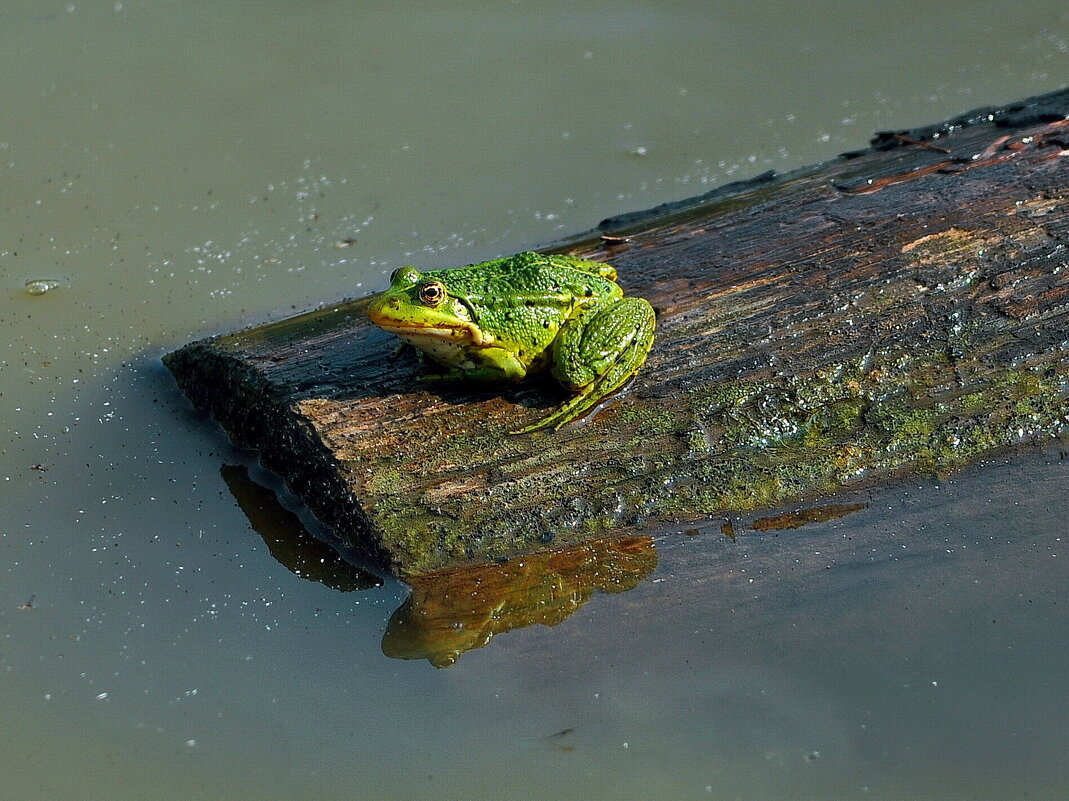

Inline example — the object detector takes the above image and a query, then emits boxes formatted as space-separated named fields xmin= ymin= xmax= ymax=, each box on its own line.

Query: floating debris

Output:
xmin=541 ymin=727 xmax=576 ymax=752
xmin=626 ymin=145 xmax=649 ymax=157
xmin=334 ymin=238 xmax=357 ymax=249
xmin=24 ymin=278 xmax=62 ymax=296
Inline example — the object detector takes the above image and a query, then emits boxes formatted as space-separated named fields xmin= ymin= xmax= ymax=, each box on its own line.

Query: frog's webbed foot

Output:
xmin=509 ymin=365 xmax=636 ymax=433
xmin=511 ymin=297 xmax=655 ymax=434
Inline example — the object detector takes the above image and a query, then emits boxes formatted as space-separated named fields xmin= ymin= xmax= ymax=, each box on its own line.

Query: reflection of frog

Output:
xmin=382 ymin=535 xmax=658 ymax=667
xmin=367 ymin=251 xmax=656 ymax=432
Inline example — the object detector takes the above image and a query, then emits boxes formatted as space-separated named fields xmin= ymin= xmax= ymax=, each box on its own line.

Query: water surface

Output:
xmin=2 ymin=2 xmax=1067 ymax=799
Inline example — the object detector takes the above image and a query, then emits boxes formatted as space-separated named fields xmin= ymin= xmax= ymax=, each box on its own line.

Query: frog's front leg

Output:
xmin=513 ymin=297 xmax=655 ymax=433
xmin=420 ymin=345 xmax=528 ymax=384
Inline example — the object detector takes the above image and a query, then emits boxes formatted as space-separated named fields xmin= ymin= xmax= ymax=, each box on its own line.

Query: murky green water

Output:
xmin=3 ymin=2 xmax=1067 ymax=799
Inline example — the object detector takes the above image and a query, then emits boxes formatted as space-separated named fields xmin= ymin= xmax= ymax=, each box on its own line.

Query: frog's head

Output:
xmin=368 ymin=267 xmax=493 ymax=346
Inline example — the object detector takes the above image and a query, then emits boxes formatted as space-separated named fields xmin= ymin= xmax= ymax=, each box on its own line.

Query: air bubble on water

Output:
xmin=24 ymin=279 xmax=62 ymax=296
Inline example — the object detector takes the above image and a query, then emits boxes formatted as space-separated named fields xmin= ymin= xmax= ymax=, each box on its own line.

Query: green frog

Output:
xmin=367 ymin=251 xmax=656 ymax=432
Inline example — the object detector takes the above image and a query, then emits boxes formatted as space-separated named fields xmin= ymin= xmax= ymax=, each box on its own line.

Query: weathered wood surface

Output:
xmin=165 ymin=89 xmax=1069 ymax=577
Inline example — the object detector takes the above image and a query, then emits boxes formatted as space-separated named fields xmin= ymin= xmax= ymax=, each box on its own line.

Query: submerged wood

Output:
xmin=165 ymin=89 xmax=1069 ymax=577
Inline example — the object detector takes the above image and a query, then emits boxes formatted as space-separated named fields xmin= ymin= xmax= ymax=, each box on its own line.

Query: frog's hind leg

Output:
xmin=512 ymin=297 xmax=655 ymax=433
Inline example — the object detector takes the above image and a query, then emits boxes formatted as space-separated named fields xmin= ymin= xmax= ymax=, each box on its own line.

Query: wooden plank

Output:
xmin=165 ymin=89 xmax=1069 ymax=577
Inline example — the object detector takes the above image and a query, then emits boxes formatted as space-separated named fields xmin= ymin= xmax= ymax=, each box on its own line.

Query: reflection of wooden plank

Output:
xmin=219 ymin=464 xmax=381 ymax=592
xmin=165 ymin=89 xmax=1069 ymax=577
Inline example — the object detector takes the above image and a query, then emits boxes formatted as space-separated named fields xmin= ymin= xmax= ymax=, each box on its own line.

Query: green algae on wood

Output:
xmin=164 ymin=89 xmax=1069 ymax=577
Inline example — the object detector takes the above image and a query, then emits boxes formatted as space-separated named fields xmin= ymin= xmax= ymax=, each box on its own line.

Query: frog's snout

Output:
xmin=367 ymin=295 xmax=400 ymax=325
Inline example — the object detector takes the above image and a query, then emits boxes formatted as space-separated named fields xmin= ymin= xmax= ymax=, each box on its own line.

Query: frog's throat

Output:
xmin=375 ymin=320 xmax=494 ymax=347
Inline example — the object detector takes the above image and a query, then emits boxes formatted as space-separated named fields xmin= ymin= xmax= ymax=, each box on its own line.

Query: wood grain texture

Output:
xmin=165 ymin=89 xmax=1069 ymax=576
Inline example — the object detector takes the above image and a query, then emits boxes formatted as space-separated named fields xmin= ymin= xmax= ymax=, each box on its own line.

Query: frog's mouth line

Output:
xmin=375 ymin=321 xmax=494 ymax=347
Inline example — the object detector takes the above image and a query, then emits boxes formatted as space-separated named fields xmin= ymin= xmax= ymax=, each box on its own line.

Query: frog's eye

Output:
xmin=417 ymin=280 xmax=447 ymax=307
